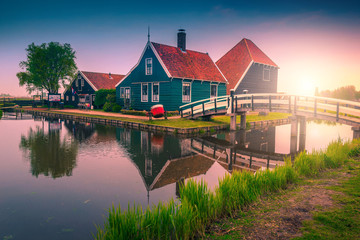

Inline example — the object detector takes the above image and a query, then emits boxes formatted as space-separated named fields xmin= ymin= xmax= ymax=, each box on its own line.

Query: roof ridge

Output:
xmin=151 ymin=41 xmax=209 ymax=56
xmin=216 ymin=38 xmax=245 ymax=63
xmin=244 ymin=39 xmax=253 ymax=60
xmin=81 ymin=70 xmax=124 ymax=76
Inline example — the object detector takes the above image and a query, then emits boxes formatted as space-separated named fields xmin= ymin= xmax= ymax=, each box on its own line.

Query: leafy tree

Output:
xmin=19 ymin=126 xmax=78 ymax=179
xmin=17 ymin=42 xmax=77 ymax=94
xmin=94 ymin=89 xmax=116 ymax=108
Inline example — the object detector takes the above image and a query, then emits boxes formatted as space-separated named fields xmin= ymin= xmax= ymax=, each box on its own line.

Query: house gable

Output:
xmin=216 ymin=38 xmax=278 ymax=94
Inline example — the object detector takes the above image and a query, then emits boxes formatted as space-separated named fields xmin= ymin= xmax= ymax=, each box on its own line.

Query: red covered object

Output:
xmin=151 ymin=104 xmax=165 ymax=118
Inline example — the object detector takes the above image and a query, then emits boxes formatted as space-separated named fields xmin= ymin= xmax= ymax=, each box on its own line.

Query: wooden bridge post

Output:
xmin=299 ymin=116 xmax=306 ymax=152
xmin=202 ymin=103 xmax=205 ymax=116
xmin=269 ymin=95 xmax=272 ymax=112
xmin=214 ymin=98 xmax=217 ymax=113
xmin=314 ymin=98 xmax=317 ymax=117
xmin=235 ymin=96 xmax=238 ymax=112
xmin=294 ymin=96 xmax=297 ymax=114
xmin=230 ymin=90 xmax=237 ymax=131
xmin=251 ymin=95 xmax=254 ymax=111
xmin=290 ymin=116 xmax=298 ymax=154
xmin=336 ymin=102 xmax=339 ymax=121
xmin=240 ymin=112 xmax=246 ymax=130
xmin=191 ymin=106 xmax=194 ymax=118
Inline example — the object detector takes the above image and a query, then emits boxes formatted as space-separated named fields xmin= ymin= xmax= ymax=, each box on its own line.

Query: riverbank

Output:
xmin=205 ymin=155 xmax=360 ymax=239
xmin=20 ymin=107 xmax=291 ymax=135
xmin=94 ymin=139 xmax=360 ymax=239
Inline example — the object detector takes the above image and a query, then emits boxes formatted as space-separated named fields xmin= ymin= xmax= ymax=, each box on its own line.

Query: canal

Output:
xmin=0 ymin=114 xmax=353 ymax=239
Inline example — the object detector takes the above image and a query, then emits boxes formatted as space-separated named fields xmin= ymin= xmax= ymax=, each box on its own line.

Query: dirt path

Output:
xmin=205 ymin=168 xmax=354 ymax=239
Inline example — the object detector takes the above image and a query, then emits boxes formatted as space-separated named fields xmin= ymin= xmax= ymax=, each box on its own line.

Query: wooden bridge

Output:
xmin=179 ymin=92 xmax=360 ymax=130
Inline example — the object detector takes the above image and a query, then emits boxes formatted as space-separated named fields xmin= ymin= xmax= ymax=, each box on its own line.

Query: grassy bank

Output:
xmin=26 ymin=108 xmax=290 ymax=129
xmin=94 ymin=139 xmax=360 ymax=239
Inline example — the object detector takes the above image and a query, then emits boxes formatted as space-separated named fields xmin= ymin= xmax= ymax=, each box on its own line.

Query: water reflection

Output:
xmin=19 ymin=121 xmax=78 ymax=179
xmin=116 ymin=129 xmax=215 ymax=195
xmin=64 ymin=120 xmax=96 ymax=142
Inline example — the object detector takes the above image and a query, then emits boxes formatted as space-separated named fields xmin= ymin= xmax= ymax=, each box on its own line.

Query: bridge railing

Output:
xmin=179 ymin=95 xmax=230 ymax=118
xmin=180 ymin=93 xmax=360 ymax=123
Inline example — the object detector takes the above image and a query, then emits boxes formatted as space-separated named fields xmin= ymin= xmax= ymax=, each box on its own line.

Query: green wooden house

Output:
xmin=115 ymin=30 xmax=228 ymax=111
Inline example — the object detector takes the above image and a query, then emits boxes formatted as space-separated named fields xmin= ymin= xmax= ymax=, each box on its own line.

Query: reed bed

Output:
xmin=95 ymin=139 xmax=360 ymax=240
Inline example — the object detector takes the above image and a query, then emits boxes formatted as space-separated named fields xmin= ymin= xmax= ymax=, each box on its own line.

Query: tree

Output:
xmin=17 ymin=42 xmax=77 ymax=94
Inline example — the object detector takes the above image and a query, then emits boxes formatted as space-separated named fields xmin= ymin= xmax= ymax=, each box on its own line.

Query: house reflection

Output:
xmin=19 ymin=123 xmax=78 ymax=179
xmin=64 ymin=120 xmax=96 ymax=142
xmin=116 ymin=129 xmax=215 ymax=196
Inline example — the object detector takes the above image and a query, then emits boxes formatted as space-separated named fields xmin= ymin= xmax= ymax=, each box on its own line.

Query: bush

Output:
xmin=64 ymin=104 xmax=75 ymax=109
xmin=94 ymin=89 xmax=116 ymax=108
xmin=112 ymin=104 xmax=121 ymax=113
xmin=103 ymin=102 xmax=112 ymax=112
xmin=0 ymin=110 xmax=2 ymax=119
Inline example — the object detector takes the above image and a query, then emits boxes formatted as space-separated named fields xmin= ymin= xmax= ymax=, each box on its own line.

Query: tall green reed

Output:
xmin=95 ymin=139 xmax=359 ymax=240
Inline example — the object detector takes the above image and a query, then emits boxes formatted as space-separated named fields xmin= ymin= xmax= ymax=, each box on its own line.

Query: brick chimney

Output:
xmin=177 ymin=29 xmax=186 ymax=51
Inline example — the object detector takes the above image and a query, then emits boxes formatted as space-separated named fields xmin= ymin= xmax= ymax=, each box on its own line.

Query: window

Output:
xmin=210 ymin=84 xmax=217 ymax=98
xmin=152 ymin=83 xmax=159 ymax=102
xmin=145 ymin=58 xmax=152 ymax=75
xmin=125 ymin=88 xmax=130 ymax=99
xmin=75 ymin=77 xmax=79 ymax=87
xmin=81 ymin=78 xmax=84 ymax=87
xmin=72 ymin=96 xmax=75 ymax=101
xmin=141 ymin=83 xmax=148 ymax=102
xmin=66 ymin=96 xmax=69 ymax=101
xmin=263 ymin=67 xmax=270 ymax=81
xmin=78 ymin=77 xmax=82 ymax=91
xmin=182 ymin=82 xmax=191 ymax=102
xmin=120 ymin=87 xmax=125 ymax=98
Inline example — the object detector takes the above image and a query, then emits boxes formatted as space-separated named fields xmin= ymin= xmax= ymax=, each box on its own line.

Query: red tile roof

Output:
xmin=151 ymin=42 xmax=227 ymax=83
xmin=216 ymin=38 xmax=278 ymax=94
xmin=81 ymin=71 xmax=125 ymax=90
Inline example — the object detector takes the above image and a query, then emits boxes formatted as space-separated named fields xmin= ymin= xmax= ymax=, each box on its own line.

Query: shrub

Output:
xmin=64 ymin=104 xmax=75 ymax=109
xmin=112 ymin=104 xmax=121 ymax=113
xmin=0 ymin=110 xmax=2 ymax=119
xmin=103 ymin=102 xmax=112 ymax=112
xmin=94 ymin=89 xmax=116 ymax=108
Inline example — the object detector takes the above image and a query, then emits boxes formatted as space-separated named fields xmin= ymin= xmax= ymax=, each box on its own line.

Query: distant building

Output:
xmin=64 ymin=71 xmax=124 ymax=108
xmin=115 ymin=29 xmax=228 ymax=111
xmin=216 ymin=38 xmax=279 ymax=95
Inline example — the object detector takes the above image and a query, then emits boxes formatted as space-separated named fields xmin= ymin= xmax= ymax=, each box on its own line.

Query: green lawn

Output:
xmin=28 ymin=109 xmax=291 ymax=129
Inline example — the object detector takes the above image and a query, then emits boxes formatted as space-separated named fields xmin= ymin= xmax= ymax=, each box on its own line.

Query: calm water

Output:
xmin=0 ymin=114 xmax=353 ymax=239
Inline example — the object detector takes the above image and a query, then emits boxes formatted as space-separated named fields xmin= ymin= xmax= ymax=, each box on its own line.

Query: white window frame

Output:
xmin=66 ymin=96 xmax=69 ymax=101
xmin=75 ymin=77 xmax=79 ymax=87
xmin=141 ymin=83 xmax=148 ymax=102
xmin=72 ymin=95 xmax=75 ymax=101
xmin=263 ymin=66 xmax=270 ymax=81
xmin=182 ymin=82 xmax=191 ymax=103
xmin=145 ymin=58 xmax=152 ymax=75
xmin=125 ymin=87 xmax=131 ymax=99
xmin=210 ymin=84 xmax=218 ymax=98
xmin=81 ymin=78 xmax=84 ymax=87
xmin=152 ymin=82 xmax=159 ymax=102
xmin=120 ymin=87 xmax=125 ymax=98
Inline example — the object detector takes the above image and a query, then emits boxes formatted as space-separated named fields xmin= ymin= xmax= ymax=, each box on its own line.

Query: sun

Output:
xmin=298 ymin=77 xmax=316 ymax=96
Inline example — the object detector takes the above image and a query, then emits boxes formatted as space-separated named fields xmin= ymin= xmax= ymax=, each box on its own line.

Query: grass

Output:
xmin=293 ymin=160 xmax=360 ymax=239
xmin=0 ymin=110 xmax=2 ymax=119
xmin=213 ymin=112 xmax=291 ymax=124
xmin=94 ymin=139 xmax=360 ymax=239
xmin=26 ymin=108 xmax=290 ymax=129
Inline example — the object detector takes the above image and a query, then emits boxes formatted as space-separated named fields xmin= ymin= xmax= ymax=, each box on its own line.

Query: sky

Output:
xmin=1 ymin=0 xmax=360 ymax=96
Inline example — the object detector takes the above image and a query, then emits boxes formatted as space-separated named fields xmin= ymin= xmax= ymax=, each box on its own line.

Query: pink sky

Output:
xmin=1 ymin=12 xmax=359 ymax=97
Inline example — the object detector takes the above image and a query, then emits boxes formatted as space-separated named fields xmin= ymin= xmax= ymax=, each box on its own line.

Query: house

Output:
xmin=216 ymin=38 xmax=279 ymax=95
xmin=64 ymin=71 xmax=124 ymax=108
xmin=115 ymin=29 xmax=228 ymax=111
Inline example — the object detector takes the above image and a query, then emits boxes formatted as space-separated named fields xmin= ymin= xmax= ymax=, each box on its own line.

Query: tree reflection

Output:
xmin=19 ymin=126 xmax=78 ymax=179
